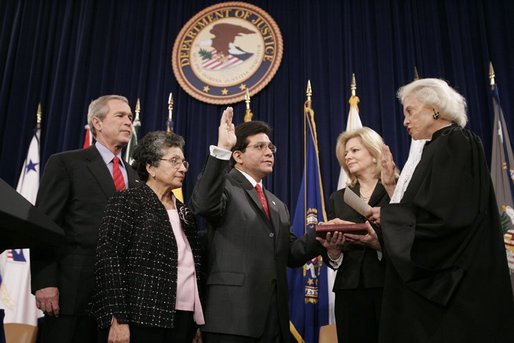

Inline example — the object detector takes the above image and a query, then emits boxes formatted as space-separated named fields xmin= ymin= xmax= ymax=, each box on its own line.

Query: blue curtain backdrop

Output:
xmin=1 ymin=0 xmax=514 ymax=211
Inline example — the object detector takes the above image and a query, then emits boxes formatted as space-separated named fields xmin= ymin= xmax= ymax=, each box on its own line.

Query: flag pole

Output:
xmin=337 ymin=73 xmax=363 ymax=190
xmin=413 ymin=66 xmax=420 ymax=81
xmin=488 ymin=60 xmax=514 ymax=294
xmin=304 ymin=80 xmax=311 ymax=214
xmin=166 ymin=92 xmax=184 ymax=202
xmin=306 ymin=80 xmax=318 ymax=137
xmin=82 ymin=100 xmax=94 ymax=148
xmin=489 ymin=62 xmax=495 ymax=86
xmin=306 ymin=79 xmax=312 ymax=102
xmin=135 ymin=98 xmax=141 ymax=122
xmin=167 ymin=92 xmax=174 ymax=133
xmin=350 ymin=73 xmax=356 ymax=97
xmin=36 ymin=103 xmax=42 ymax=129
xmin=244 ymin=88 xmax=253 ymax=122
xmin=347 ymin=73 xmax=360 ymax=131
xmin=289 ymin=79 xmax=330 ymax=341
xmin=134 ymin=97 xmax=141 ymax=132
xmin=124 ymin=98 xmax=141 ymax=164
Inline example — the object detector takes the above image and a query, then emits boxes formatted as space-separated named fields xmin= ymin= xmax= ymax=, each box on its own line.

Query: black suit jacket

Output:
xmin=90 ymin=183 xmax=202 ymax=329
xmin=30 ymin=145 xmax=138 ymax=315
xmin=327 ymin=183 xmax=389 ymax=290
xmin=190 ymin=156 xmax=322 ymax=339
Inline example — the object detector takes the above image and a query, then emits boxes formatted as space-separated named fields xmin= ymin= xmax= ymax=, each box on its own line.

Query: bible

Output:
xmin=315 ymin=223 xmax=368 ymax=238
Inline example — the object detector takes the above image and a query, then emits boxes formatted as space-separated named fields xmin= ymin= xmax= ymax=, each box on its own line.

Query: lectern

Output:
xmin=0 ymin=178 xmax=64 ymax=252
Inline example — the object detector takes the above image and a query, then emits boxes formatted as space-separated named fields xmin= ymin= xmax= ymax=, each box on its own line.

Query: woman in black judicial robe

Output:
xmin=324 ymin=127 xmax=394 ymax=343
xmin=373 ymin=78 xmax=514 ymax=342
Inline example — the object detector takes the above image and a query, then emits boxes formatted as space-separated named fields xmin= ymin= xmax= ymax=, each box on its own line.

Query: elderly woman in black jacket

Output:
xmin=90 ymin=131 xmax=204 ymax=343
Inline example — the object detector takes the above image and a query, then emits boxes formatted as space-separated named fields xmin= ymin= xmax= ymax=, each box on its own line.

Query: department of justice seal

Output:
xmin=172 ymin=2 xmax=283 ymax=104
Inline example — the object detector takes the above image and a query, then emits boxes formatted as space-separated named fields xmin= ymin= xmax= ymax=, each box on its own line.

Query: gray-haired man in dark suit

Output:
xmin=30 ymin=95 xmax=138 ymax=343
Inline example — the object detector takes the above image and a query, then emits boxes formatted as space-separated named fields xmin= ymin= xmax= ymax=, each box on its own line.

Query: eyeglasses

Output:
xmin=246 ymin=142 xmax=277 ymax=153
xmin=160 ymin=157 xmax=189 ymax=170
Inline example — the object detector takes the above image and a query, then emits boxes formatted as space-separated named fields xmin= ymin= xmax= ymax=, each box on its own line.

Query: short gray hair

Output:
xmin=87 ymin=95 xmax=129 ymax=137
xmin=397 ymin=78 xmax=468 ymax=127
xmin=132 ymin=131 xmax=185 ymax=181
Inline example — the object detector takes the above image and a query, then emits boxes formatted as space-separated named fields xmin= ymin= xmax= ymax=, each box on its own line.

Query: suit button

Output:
xmin=269 ymin=233 xmax=274 ymax=238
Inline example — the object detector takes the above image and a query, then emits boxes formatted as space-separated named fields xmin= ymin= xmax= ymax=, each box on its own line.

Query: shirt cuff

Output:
xmin=327 ymin=252 xmax=343 ymax=269
xmin=210 ymin=145 xmax=231 ymax=160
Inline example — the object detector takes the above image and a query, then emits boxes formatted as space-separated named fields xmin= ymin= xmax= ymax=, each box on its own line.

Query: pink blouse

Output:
xmin=167 ymin=209 xmax=205 ymax=325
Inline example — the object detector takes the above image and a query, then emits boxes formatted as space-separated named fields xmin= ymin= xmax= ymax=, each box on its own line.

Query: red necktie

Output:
xmin=112 ymin=156 xmax=126 ymax=191
xmin=255 ymin=184 xmax=270 ymax=220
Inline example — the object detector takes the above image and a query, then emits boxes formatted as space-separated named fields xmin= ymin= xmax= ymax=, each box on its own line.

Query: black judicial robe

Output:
xmin=380 ymin=125 xmax=514 ymax=343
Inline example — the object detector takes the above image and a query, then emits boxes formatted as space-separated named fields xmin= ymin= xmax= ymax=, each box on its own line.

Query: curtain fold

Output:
xmin=1 ymin=0 xmax=513 ymax=209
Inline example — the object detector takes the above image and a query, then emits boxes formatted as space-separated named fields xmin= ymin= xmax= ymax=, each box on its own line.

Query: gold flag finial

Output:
xmin=243 ymin=88 xmax=253 ymax=122
xmin=414 ymin=66 xmax=420 ymax=80
xmin=349 ymin=73 xmax=360 ymax=110
xmin=245 ymin=88 xmax=250 ymax=108
xmin=135 ymin=98 xmax=141 ymax=121
xmin=489 ymin=62 xmax=496 ymax=86
xmin=36 ymin=103 xmax=42 ymax=129
xmin=304 ymin=80 xmax=317 ymax=139
xmin=306 ymin=80 xmax=312 ymax=103
xmin=350 ymin=73 xmax=357 ymax=97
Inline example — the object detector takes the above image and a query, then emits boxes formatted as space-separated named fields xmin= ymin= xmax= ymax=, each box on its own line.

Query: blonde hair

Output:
xmin=335 ymin=127 xmax=384 ymax=187
xmin=397 ymin=78 xmax=467 ymax=127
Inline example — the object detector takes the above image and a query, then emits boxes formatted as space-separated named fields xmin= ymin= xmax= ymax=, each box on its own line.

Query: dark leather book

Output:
xmin=315 ymin=223 xmax=368 ymax=238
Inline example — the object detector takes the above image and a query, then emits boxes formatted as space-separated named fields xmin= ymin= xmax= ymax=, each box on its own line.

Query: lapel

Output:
xmin=229 ymin=169 xmax=275 ymax=232
xmin=353 ymin=182 xmax=386 ymax=208
xmin=263 ymin=187 xmax=280 ymax=231
xmin=368 ymin=182 xmax=386 ymax=207
xmin=83 ymin=146 xmax=116 ymax=199
xmin=125 ymin=163 xmax=139 ymax=188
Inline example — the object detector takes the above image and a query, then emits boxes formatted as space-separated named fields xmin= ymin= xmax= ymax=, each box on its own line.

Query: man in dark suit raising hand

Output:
xmin=191 ymin=107 xmax=323 ymax=342
xmin=30 ymin=95 xmax=138 ymax=343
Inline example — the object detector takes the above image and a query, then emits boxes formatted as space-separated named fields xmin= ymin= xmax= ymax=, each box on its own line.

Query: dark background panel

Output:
xmin=1 ymin=0 xmax=513 ymax=209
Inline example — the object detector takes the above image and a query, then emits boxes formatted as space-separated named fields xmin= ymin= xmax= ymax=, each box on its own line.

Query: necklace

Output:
xmin=358 ymin=179 xmax=377 ymax=201
xmin=359 ymin=189 xmax=373 ymax=202
xmin=360 ymin=191 xmax=372 ymax=199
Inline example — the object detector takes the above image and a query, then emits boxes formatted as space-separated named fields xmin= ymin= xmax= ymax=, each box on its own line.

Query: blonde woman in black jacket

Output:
xmin=325 ymin=127 xmax=391 ymax=343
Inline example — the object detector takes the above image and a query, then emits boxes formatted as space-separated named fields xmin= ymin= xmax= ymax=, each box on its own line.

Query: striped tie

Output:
xmin=112 ymin=156 xmax=126 ymax=191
